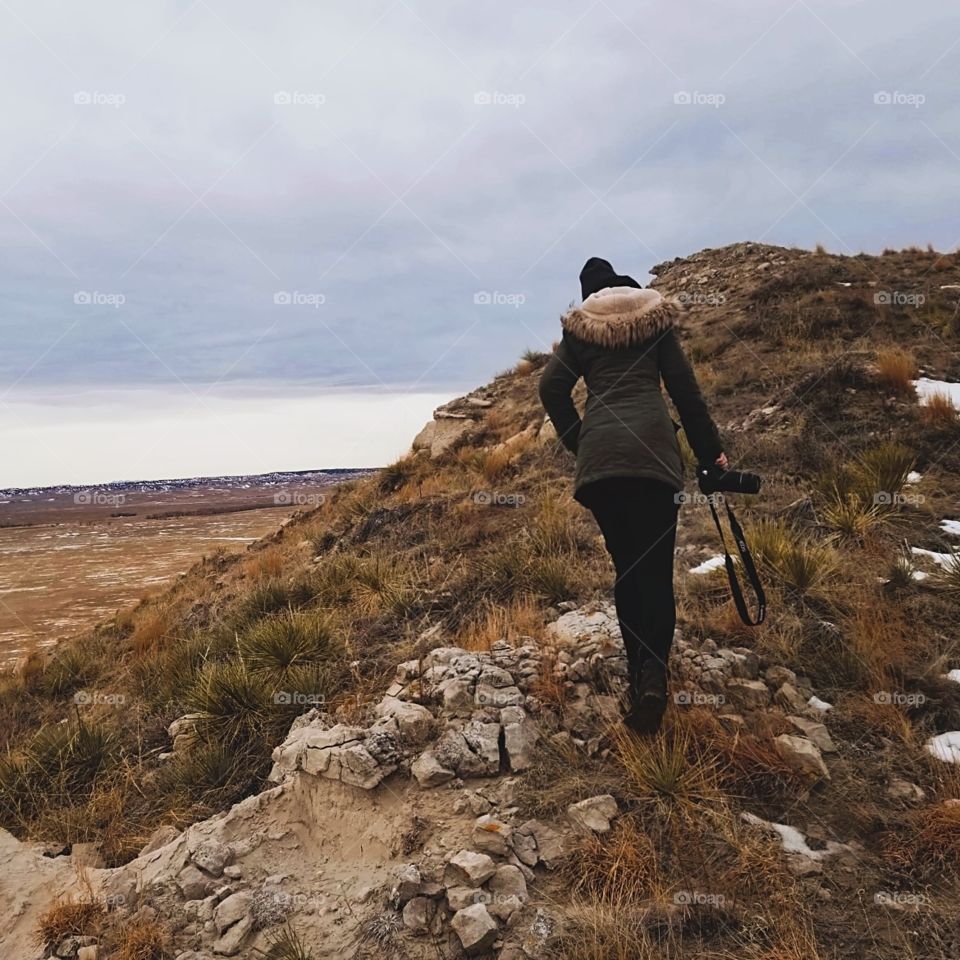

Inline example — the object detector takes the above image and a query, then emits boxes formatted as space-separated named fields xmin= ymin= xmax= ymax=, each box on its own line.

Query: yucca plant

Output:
xmin=852 ymin=441 xmax=915 ymax=501
xmin=186 ymin=659 xmax=275 ymax=747
xmin=748 ymin=519 xmax=837 ymax=594
xmin=314 ymin=554 xmax=364 ymax=606
xmin=129 ymin=632 xmax=220 ymax=714
xmin=885 ymin=545 xmax=919 ymax=590
xmin=353 ymin=554 xmax=417 ymax=617
xmin=936 ymin=551 xmax=960 ymax=595
xmin=156 ymin=738 xmax=264 ymax=809
xmin=25 ymin=720 xmax=116 ymax=797
xmin=239 ymin=609 xmax=340 ymax=679
xmin=41 ymin=644 xmax=98 ymax=698
xmin=258 ymin=923 xmax=314 ymax=960
xmin=234 ymin=580 xmax=296 ymax=623
xmin=614 ymin=723 xmax=722 ymax=820
xmin=821 ymin=492 xmax=887 ymax=539
xmin=1 ymin=721 xmax=117 ymax=826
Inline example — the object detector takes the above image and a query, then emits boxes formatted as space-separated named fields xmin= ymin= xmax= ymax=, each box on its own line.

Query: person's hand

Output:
xmin=714 ymin=452 xmax=729 ymax=470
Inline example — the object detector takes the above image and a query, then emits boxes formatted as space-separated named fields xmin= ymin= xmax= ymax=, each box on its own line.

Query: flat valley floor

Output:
xmin=0 ymin=480 xmax=338 ymax=666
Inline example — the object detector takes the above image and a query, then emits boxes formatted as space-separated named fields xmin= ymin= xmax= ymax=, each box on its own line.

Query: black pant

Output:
xmin=580 ymin=477 xmax=680 ymax=678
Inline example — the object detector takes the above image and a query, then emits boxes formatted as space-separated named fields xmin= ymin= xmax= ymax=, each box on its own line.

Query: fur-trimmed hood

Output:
xmin=562 ymin=286 xmax=679 ymax=348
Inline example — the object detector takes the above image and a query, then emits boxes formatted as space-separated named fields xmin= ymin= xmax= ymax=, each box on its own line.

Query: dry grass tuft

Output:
xmin=460 ymin=595 xmax=544 ymax=651
xmin=920 ymin=390 xmax=959 ymax=428
xmin=875 ymin=347 xmax=917 ymax=393
xmin=107 ymin=917 xmax=171 ymax=960
xmin=674 ymin=707 xmax=806 ymax=803
xmin=245 ymin=547 xmax=285 ymax=581
xmin=547 ymin=901 xmax=659 ymax=960
xmin=564 ymin=816 xmax=660 ymax=903
xmin=35 ymin=896 xmax=105 ymax=948
xmin=130 ymin=610 xmax=171 ymax=657
xmin=613 ymin=720 xmax=724 ymax=820
xmin=882 ymin=797 xmax=960 ymax=879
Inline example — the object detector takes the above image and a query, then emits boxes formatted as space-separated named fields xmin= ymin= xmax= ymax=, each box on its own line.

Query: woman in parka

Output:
xmin=539 ymin=257 xmax=728 ymax=735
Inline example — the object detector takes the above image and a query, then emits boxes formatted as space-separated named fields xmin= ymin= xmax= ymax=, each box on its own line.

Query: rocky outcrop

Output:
xmin=411 ymin=392 xmax=495 ymax=459
xmin=270 ymin=639 xmax=545 ymax=791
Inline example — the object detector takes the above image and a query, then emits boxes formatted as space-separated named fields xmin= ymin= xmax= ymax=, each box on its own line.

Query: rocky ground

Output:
xmin=5 ymin=598 xmax=931 ymax=959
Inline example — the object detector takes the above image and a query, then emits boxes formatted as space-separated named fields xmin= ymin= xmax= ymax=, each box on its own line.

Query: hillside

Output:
xmin=2 ymin=241 xmax=960 ymax=960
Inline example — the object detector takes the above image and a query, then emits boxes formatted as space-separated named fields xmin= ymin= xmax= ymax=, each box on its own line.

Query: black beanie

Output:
xmin=579 ymin=257 xmax=641 ymax=300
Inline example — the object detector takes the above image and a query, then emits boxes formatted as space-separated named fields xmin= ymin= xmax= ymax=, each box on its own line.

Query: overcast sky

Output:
xmin=1 ymin=0 xmax=958 ymax=486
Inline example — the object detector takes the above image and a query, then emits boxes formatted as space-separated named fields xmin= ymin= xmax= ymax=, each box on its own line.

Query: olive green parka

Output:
xmin=538 ymin=286 xmax=722 ymax=500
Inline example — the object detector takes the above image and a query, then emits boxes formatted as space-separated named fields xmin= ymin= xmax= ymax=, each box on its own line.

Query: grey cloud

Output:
xmin=1 ymin=0 xmax=958 ymax=395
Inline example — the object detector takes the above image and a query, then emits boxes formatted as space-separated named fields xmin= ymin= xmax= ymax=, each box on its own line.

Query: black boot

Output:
xmin=624 ymin=660 xmax=668 ymax=735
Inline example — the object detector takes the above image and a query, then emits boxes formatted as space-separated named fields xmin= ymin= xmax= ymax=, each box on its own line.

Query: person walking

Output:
xmin=538 ymin=257 xmax=728 ymax=735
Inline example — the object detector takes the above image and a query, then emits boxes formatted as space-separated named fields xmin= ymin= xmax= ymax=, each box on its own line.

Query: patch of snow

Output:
xmin=912 ymin=570 xmax=929 ymax=581
xmin=925 ymin=731 xmax=960 ymax=764
xmin=808 ymin=696 xmax=833 ymax=713
xmin=940 ymin=519 xmax=960 ymax=537
xmin=943 ymin=669 xmax=960 ymax=685
xmin=689 ymin=554 xmax=726 ymax=575
xmin=741 ymin=812 xmax=850 ymax=860
xmin=912 ymin=377 xmax=960 ymax=406
xmin=911 ymin=546 xmax=959 ymax=569
xmin=905 ymin=471 xmax=922 ymax=485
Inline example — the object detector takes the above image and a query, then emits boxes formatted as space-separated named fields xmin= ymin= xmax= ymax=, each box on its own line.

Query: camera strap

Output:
xmin=706 ymin=496 xmax=766 ymax=626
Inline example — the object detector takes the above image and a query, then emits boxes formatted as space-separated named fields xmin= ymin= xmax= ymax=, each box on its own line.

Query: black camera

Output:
xmin=697 ymin=464 xmax=762 ymax=496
